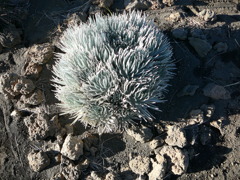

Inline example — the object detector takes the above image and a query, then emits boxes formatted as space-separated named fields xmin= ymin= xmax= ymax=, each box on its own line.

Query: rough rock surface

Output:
xmin=149 ymin=0 xmax=161 ymax=9
xmin=188 ymin=109 xmax=204 ymax=124
xmin=0 ymin=73 xmax=35 ymax=98
xmin=0 ymin=149 xmax=7 ymax=168
xmin=198 ymin=9 xmax=217 ymax=22
xmin=51 ymin=173 xmax=62 ymax=180
xmin=10 ymin=109 xmax=21 ymax=120
xmin=149 ymin=136 xmax=164 ymax=149
xmin=126 ymin=126 xmax=153 ymax=143
xmin=24 ymin=61 xmax=43 ymax=77
xmin=203 ymin=83 xmax=231 ymax=100
xmin=20 ymin=89 xmax=44 ymax=106
xmin=148 ymin=156 xmax=166 ymax=180
xmin=200 ymin=104 xmax=215 ymax=118
xmin=61 ymin=134 xmax=84 ymax=160
xmin=87 ymin=171 xmax=102 ymax=180
xmin=105 ymin=172 xmax=121 ymax=180
xmin=159 ymin=146 xmax=189 ymax=175
xmin=99 ymin=0 xmax=114 ymax=8
xmin=79 ymin=159 xmax=90 ymax=171
xmin=189 ymin=37 xmax=212 ymax=57
xmin=125 ymin=0 xmax=149 ymax=10
xmin=162 ymin=0 xmax=174 ymax=6
xmin=24 ymin=113 xmax=60 ymax=140
xmin=27 ymin=150 xmax=50 ymax=172
xmin=65 ymin=12 xmax=87 ymax=27
xmin=129 ymin=156 xmax=151 ymax=175
xmin=61 ymin=161 xmax=81 ymax=180
xmin=43 ymin=141 xmax=61 ymax=153
xmin=165 ymin=125 xmax=187 ymax=148
xmin=26 ymin=43 xmax=54 ymax=64
xmin=167 ymin=12 xmax=181 ymax=22
xmin=210 ymin=118 xmax=224 ymax=135
xmin=20 ymin=43 xmax=53 ymax=79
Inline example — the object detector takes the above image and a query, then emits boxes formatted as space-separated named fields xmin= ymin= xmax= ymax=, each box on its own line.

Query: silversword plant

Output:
xmin=52 ymin=11 xmax=174 ymax=133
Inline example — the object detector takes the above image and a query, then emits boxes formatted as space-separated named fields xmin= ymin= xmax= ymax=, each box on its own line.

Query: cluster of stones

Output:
xmin=124 ymin=98 xmax=227 ymax=179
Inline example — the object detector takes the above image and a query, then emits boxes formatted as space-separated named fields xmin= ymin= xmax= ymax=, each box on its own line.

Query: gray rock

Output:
xmin=10 ymin=109 xmax=21 ymax=120
xmin=203 ymin=83 xmax=231 ymax=100
xmin=51 ymin=173 xmax=62 ymax=180
xmin=24 ymin=113 xmax=60 ymax=140
xmin=167 ymin=12 xmax=181 ymax=22
xmin=61 ymin=134 xmax=84 ymax=161
xmin=210 ymin=118 xmax=224 ymax=135
xmin=213 ymin=42 xmax=228 ymax=53
xmin=162 ymin=0 xmax=175 ymax=6
xmin=159 ymin=146 xmax=189 ymax=175
xmin=66 ymin=12 xmax=87 ymax=27
xmin=105 ymin=172 xmax=122 ymax=180
xmin=172 ymin=28 xmax=188 ymax=40
xmin=125 ymin=0 xmax=149 ymax=11
xmin=129 ymin=156 xmax=151 ymax=175
xmin=149 ymin=136 xmax=164 ymax=149
xmin=165 ymin=125 xmax=187 ymax=148
xmin=154 ymin=123 xmax=164 ymax=134
xmin=27 ymin=150 xmax=50 ymax=172
xmin=148 ymin=156 xmax=166 ymax=180
xmin=20 ymin=89 xmax=44 ymax=106
xmin=200 ymin=104 xmax=215 ymax=118
xmin=24 ymin=61 xmax=43 ymax=78
xmin=0 ymin=73 xmax=35 ymax=99
xmin=148 ymin=0 xmax=161 ymax=9
xmin=26 ymin=43 xmax=54 ymax=64
xmin=89 ymin=171 xmax=102 ymax=180
xmin=0 ymin=149 xmax=7 ymax=168
xmin=99 ymin=0 xmax=114 ymax=8
xmin=43 ymin=141 xmax=61 ymax=153
xmin=79 ymin=159 xmax=90 ymax=171
xmin=188 ymin=109 xmax=204 ymax=124
xmin=184 ymin=125 xmax=199 ymax=145
xmin=126 ymin=125 xmax=153 ymax=143
xmin=178 ymin=85 xmax=199 ymax=97
xmin=198 ymin=9 xmax=217 ymax=22
xmin=189 ymin=37 xmax=212 ymax=57
xmin=88 ymin=5 xmax=103 ymax=16
xmin=61 ymin=159 xmax=81 ymax=180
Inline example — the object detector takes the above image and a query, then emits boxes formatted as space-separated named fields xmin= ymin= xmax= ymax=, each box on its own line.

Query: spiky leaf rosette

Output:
xmin=52 ymin=11 xmax=174 ymax=133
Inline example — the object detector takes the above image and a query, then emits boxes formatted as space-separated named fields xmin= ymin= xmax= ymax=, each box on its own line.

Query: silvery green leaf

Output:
xmin=52 ymin=11 xmax=175 ymax=134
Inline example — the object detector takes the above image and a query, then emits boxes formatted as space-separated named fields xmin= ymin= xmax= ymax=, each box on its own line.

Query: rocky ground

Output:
xmin=0 ymin=0 xmax=240 ymax=179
